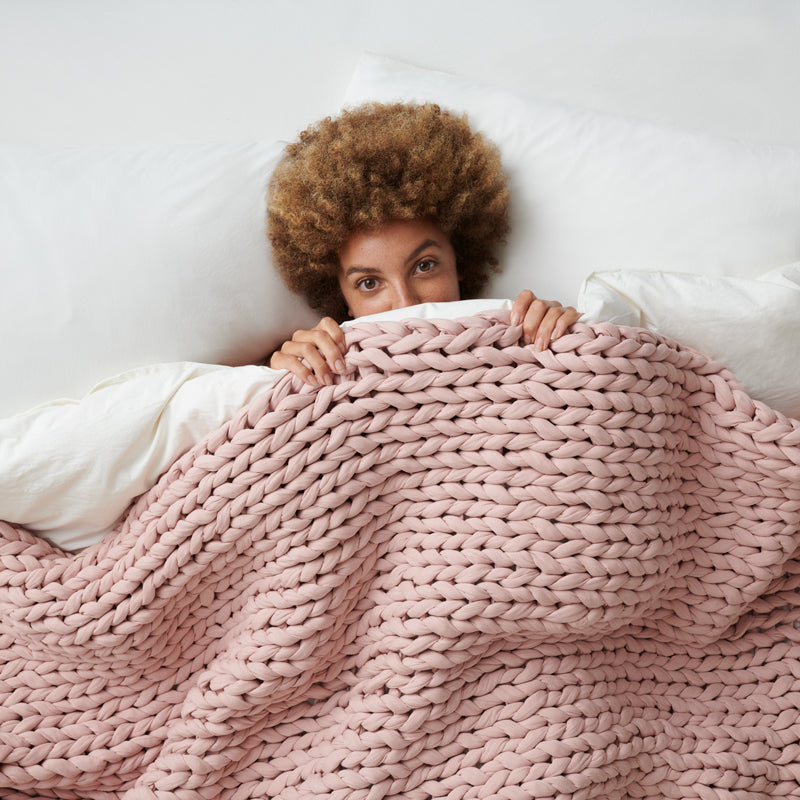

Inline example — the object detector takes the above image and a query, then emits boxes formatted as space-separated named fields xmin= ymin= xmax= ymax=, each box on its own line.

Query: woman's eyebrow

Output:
xmin=343 ymin=239 xmax=443 ymax=277
xmin=405 ymin=239 xmax=441 ymax=265
xmin=342 ymin=265 xmax=383 ymax=278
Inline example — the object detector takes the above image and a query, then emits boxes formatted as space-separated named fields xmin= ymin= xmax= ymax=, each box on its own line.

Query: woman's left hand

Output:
xmin=510 ymin=290 xmax=581 ymax=350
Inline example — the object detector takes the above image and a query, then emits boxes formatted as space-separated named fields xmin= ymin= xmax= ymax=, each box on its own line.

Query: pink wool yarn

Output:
xmin=1 ymin=314 xmax=799 ymax=799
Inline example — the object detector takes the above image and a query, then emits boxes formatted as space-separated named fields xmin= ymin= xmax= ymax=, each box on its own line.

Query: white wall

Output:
xmin=2 ymin=0 xmax=800 ymax=147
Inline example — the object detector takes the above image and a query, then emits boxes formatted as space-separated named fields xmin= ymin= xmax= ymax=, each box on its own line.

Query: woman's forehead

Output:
xmin=339 ymin=219 xmax=452 ymax=267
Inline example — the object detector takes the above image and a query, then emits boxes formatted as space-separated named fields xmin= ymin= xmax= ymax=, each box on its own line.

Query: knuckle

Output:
xmin=297 ymin=343 xmax=319 ymax=359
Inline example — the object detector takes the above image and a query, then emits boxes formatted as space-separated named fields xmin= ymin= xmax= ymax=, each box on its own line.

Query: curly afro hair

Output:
xmin=267 ymin=102 xmax=510 ymax=322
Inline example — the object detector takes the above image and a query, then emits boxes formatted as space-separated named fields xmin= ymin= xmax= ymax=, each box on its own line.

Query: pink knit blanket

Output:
xmin=2 ymin=314 xmax=800 ymax=800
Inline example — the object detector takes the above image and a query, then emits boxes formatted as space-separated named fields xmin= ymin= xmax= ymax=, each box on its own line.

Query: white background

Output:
xmin=2 ymin=0 xmax=800 ymax=148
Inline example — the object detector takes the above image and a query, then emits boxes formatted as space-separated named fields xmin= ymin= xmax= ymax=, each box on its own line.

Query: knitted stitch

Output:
xmin=1 ymin=314 xmax=799 ymax=800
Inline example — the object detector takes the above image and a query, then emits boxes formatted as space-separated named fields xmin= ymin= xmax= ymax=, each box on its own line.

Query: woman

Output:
xmin=268 ymin=101 xmax=579 ymax=386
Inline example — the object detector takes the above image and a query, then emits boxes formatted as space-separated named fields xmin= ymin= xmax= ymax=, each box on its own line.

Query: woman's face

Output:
xmin=337 ymin=219 xmax=461 ymax=318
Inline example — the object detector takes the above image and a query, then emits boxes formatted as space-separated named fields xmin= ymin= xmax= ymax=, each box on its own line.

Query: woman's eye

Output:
xmin=356 ymin=277 xmax=378 ymax=291
xmin=415 ymin=259 xmax=435 ymax=273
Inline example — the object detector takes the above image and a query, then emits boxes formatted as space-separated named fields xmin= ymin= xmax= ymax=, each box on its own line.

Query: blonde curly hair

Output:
xmin=267 ymin=102 xmax=510 ymax=321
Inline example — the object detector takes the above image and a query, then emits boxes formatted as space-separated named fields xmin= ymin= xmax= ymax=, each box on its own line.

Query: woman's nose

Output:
xmin=392 ymin=282 xmax=418 ymax=309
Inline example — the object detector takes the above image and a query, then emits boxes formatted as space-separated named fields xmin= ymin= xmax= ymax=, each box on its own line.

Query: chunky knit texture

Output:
xmin=1 ymin=314 xmax=799 ymax=800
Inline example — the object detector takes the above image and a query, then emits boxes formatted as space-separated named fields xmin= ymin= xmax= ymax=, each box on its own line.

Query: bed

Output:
xmin=1 ymin=3 xmax=799 ymax=798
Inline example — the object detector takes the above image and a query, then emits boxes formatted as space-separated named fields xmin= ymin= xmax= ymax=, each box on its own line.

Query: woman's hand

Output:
xmin=510 ymin=290 xmax=580 ymax=350
xmin=269 ymin=317 xmax=346 ymax=386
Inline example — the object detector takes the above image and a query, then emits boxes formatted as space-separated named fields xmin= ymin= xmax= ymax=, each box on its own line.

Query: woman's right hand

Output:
xmin=269 ymin=317 xmax=347 ymax=386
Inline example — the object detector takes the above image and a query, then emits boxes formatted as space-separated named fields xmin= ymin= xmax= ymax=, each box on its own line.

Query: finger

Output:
xmin=293 ymin=324 xmax=346 ymax=374
xmin=315 ymin=317 xmax=347 ymax=371
xmin=520 ymin=298 xmax=551 ymax=345
xmin=269 ymin=350 xmax=317 ymax=385
xmin=279 ymin=340 xmax=334 ymax=385
xmin=289 ymin=332 xmax=341 ymax=379
xmin=510 ymin=289 xmax=535 ymax=326
xmin=317 ymin=317 xmax=347 ymax=356
xmin=551 ymin=307 xmax=581 ymax=339
xmin=531 ymin=306 xmax=565 ymax=351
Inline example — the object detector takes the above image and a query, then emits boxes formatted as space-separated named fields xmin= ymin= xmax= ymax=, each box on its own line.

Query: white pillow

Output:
xmin=344 ymin=54 xmax=800 ymax=308
xmin=578 ymin=264 xmax=800 ymax=420
xmin=0 ymin=362 xmax=284 ymax=551
xmin=0 ymin=140 xmax=317 ymax=418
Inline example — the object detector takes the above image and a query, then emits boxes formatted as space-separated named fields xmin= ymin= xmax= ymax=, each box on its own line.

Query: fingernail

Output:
xmin=510 ymin=314 xmax=521 ymax=326
xmin=334 ymin=360 xmax=344 ymax=373
xmin=324 ymin=373 xmax=333 ymax=385
xmin=535 ymin=338 xmax=546 ymax=351
xmin=307 ymin=375 xmax=318 ymax=386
